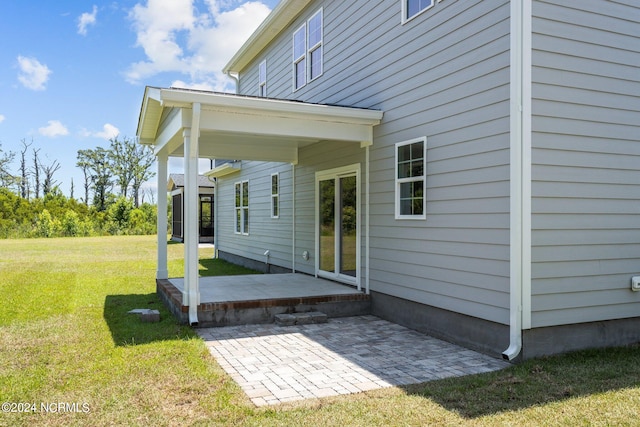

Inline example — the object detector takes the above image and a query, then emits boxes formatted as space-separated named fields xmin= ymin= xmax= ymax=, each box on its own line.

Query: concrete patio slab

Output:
xmin=198 ymin=315 xmax=511 ymax=406
xmin=158 ymin=274 xmax=371 ymax=327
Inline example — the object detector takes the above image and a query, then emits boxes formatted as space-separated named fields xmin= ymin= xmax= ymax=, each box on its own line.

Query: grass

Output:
xmin=0 ymin=235 xmax=639 ymax=426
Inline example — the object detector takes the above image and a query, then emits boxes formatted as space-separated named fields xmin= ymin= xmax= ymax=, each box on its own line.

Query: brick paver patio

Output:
xmin=198 ymin=315 xmax=510 ymax=406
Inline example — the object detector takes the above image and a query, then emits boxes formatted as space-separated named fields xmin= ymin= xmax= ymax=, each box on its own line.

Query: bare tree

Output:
xmin=70 ymin=178 xmax=75 ymax=200
xmin=19 ymin=139 xmax=31 ymax=199
xmin=41 ymin=159 xmax=61 ymax=196
xmin=32 ymin=148 xmax=41 ymax=198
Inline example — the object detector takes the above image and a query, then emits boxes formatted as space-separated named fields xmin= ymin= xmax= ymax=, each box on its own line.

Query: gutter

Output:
xmin=504 ymin=0 xmax=532 ymax=361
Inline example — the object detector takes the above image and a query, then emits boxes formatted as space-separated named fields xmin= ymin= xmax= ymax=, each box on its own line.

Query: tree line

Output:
xmin=0 ymin=136 xmax=159 ymax=238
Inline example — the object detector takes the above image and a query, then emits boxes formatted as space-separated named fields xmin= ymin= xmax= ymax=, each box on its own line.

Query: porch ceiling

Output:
xmin=137 ymin=87 xmax=384 ymax=163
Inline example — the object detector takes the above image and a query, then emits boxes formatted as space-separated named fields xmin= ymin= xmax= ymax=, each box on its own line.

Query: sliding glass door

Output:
xmin=317 ymin=165 xmax=360 ymax=285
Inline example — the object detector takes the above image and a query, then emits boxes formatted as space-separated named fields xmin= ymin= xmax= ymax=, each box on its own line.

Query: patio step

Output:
xmin=275 ymin=312 xmax=328 ymax=326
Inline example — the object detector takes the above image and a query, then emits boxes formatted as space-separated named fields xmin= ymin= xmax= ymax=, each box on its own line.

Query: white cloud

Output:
xmin=17 ymin=56 xmax=52 ymax=91
xmin=125 ymin=0 xmax=270 ymax=91
xmin=0 ymin=114 xmax=5 ymax=124
xmin=80 ymin=123 xmax=120 ymax=140
xmin=39 ymin=120 xmax=69 ymax=138
xmin=78 ymin=5 xmax=98 ymax=36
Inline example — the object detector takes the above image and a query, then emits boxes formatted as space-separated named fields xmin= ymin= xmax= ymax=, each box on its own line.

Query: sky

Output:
xmin=0 ymin=0 xmax=279 ymax=200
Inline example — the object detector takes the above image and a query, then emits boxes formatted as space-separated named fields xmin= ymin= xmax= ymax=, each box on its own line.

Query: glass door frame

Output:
xmin=315 ymin=164 xmax=361 ymax=287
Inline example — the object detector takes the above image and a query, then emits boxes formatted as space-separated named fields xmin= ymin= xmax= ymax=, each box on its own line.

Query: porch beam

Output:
xmin=199 ymin=139 xmax=299 ymax=163
xmin=198 ymin=109 xmax=375 ymax=145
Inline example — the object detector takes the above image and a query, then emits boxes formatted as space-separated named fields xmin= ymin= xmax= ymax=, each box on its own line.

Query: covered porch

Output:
xmin=157 ymin=273 xmax=371 ymax=327
xmin=137 ymin=87 xmax=383 ymax=325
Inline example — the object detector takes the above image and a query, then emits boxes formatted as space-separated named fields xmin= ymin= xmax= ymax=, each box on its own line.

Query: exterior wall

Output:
xmin=216 ymin=161 xmax=294 ymax=271
xmin=215 ymin=140 xmax=366 ymax=277
xmin=233 ymin=0 xmax=513 ymax=326
xmin=530 ymin=0 xmax=640 ymax=327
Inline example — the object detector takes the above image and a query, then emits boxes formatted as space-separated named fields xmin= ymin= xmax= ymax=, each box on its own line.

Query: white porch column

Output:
xmin=183 ymin=104 xmax=201 ymax=324
xmin=156 ymin=151 xmax=169 ymax=280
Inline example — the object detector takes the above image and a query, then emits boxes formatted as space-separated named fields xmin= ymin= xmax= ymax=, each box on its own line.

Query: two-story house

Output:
xmin=137 ymin=0 xmax=640 ymax=360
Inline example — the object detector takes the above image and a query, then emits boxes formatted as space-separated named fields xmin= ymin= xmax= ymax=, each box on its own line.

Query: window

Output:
xmin=395 ymin=137 xmax=426 ymax=219
xmin=292 ymin=9 xmax=323 ymax=90
xmin=293 ymin=24 xmax=306 ymax=90
xmin=235 ymin=180 xmax=249 ymax=234
xmin=307 ymin=10 xmax=323 ymax=81
xmin=258 ymin=60 xmax=267 ymax=97
xmin=403 ymin=0 xmax=442 ymax=23
xmin=271 ymin=173 xmax=279 ymax=219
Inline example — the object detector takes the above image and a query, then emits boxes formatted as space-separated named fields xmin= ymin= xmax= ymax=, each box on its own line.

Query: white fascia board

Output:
xmin=137 ymin=87 xmax=163 ymax=142
xmin=223 ymin=0 xmax=312 ymax=74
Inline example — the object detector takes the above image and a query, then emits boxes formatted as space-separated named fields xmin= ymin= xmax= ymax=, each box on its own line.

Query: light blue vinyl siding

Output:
xmin=530 ymin=0 xmax=640 ymax=327
xmin=216 ymin=162 xmax=294 ymax=270
xmin=231 ymin=0 xmax=513 ymax=324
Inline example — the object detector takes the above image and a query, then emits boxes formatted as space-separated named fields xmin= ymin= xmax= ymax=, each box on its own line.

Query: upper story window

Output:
xmin=403 ymin=0 xmax=441 ymax=23
xmin=395 ymin=137 xmax=426 ymax=219
xmin=308 ymin=10 xmax=323 ymax=81
xmin=258 ymin=60 xmax=267 ymax=97
xmin=292 ymin=9 xmax=323 ymax=91
xmin=293 ymin=25 xmax=306 ymax=90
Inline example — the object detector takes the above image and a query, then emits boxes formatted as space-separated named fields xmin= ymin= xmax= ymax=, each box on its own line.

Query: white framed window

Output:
xmin=293 ymin=24 xmax=306 ymax=90
xmin=307 ymin=9 xmax=323 ymax=81
xmin=292 ymin=8 xmax=323 ymax=91
xmin=395 ymin=137 xmax=426 ymax=219
xmin=235 ymin=180 xmax=249 ymax=234
xmin=271 ymin=173 xmax=279 ymax=219
xmin=402 ymin=0 xmax=443 ymax=23
xmin=258 ymin=60 xmax=267 ymax=97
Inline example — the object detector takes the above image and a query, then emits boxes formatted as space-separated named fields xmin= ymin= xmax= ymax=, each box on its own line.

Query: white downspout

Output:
xmin=292 ymin=163 xmax=296 ymax=273
xmin=365 ymin=145 xmax=370 ymax=295
xmin=503 ymin=0 xmax=532 ymax=361
xmin=226 ymin=72 xmax=240 ymax=94
xmin=213 ymin=177 xmax=219 ymax=259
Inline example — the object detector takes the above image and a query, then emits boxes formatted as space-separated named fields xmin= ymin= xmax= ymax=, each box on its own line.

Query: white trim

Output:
xmin=395 ymin=136 xmax=427 ymax=220
xmin=315 ymin=164 xmax=361 ymax=287
xmin=271 ymin=172 xmax=280 ymax=219
xmin=204 ymin=162 xmax=241 ymax=179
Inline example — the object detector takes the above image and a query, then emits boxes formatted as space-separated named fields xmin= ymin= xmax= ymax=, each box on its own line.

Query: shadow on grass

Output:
xmin=401 ymin=344 xmax=640 ymax=419
xmin=103 ymin=293 xmax=194 ymax=346
xmin=198 ymin=257 xmax=262 ymax=277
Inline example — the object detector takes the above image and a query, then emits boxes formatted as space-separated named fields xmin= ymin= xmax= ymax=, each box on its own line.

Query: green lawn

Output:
xmin=1 ymin=236 xmax=639 ymax=426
